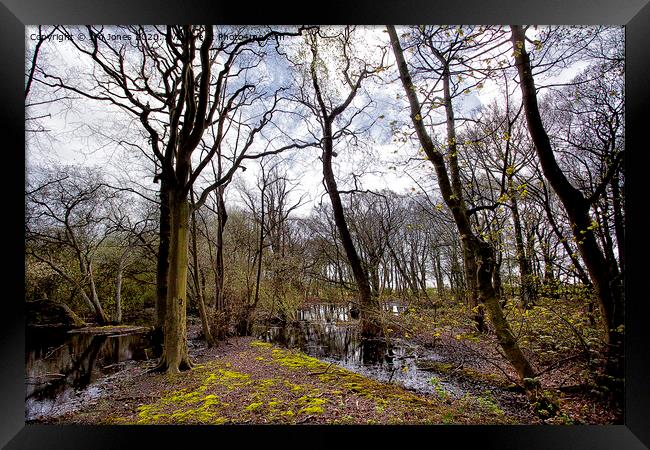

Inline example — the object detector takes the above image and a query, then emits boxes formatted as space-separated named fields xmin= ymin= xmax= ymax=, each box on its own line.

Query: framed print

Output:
xmin=3 ymin=0 xmax=649 ymax=447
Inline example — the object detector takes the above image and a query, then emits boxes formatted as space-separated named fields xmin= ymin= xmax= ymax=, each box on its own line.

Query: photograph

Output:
xmin=24 ymin=24 xmax=626 ymax=427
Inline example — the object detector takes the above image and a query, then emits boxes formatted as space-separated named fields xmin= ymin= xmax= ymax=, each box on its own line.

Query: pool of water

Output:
xmin=253 ymin=303 xmax=464 ymax=398
xmin=25 ymin=327 xmax=156 ymax=421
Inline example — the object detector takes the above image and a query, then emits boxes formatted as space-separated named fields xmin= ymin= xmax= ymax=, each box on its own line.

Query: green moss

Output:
xmin=250 ymin=341 xmax=273 ymax=348
xmin=296 ymin=395 xmax=327 ymax=415
xmin=283 ymin=380 xmax=304 ymax=392
xmin=270 ymin=348 xmax=324 ymax=370
xmin=301 ymin=405 xmax=324 ymax=414
xmin=245 ymin=402 xmax=264 ymax=411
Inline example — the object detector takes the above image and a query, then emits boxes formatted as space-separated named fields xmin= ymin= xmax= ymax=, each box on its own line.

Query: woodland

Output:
xmin=25 ymin=25 xmax=624 ymax=425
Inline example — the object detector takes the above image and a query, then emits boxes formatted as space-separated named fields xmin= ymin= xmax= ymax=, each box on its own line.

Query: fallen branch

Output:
xmin=308 ymin=363 xmax=333 ymax=376
xmin=297 ymin=414 xmax=315 ymax=424
xmin=536 ymin=354 xmax=584 ymax=377
xmin=43 ymin=344 xmax=66 ymax=360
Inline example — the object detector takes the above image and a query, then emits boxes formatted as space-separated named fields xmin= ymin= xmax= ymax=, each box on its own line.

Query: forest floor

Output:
xmin=43 ymin=320 xmax=620 ymax=425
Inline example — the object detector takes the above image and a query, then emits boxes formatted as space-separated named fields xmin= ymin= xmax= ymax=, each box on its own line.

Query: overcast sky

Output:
xmin=25 ymin=25 xmax=610 ymax=217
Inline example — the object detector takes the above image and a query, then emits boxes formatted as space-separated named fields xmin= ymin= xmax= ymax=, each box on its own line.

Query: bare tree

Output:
xmin=286 ymin=27 xmax=387 ymax=338
xmin=26 ymin=166 xmax=116 ymax=324
xmin=37 ymin=25 xmax=311 ymax=373
xmin=388 ymin=25 xmax=540 ymax=393
xmin=510 ymin=25 xmax=624 ymax=385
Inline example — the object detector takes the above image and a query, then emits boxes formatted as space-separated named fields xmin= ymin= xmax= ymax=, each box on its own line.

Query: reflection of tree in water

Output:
xmin=259 ymin=303 xmax=408 ymax=369
xmin=26 ymin=333 xmax=150 ymax=401
xmin=26 ymin=335 xmax=107 ymax=402
xmin=360 ymin=340 xmax=388 ymax=366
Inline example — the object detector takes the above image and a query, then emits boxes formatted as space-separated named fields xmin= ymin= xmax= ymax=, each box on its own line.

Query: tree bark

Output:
xmin=152 ymin=189 xmax=193 ymax=373
xmin=154 ymin=179 xmax=171 ymax=346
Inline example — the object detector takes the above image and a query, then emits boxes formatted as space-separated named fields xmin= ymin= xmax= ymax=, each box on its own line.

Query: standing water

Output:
xmin=253 ymin=302 xmax=464 ymax=398
xmin=25 ymin=327 xmax=155 ymax=421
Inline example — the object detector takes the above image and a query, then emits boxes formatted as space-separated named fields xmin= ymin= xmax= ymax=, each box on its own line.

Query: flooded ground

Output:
xmin=25 ymin=302 xmax=533 ymax=423
xmin=254 ymin=302 xmax=533 ymax=419
xmin=25 ymin=327 xmax=155 ymax=421
xmin=253 ymin=302 xmax=463 ymax=397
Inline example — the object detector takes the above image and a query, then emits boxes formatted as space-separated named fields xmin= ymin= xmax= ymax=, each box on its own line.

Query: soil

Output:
xmin=38 ymin=322 xmax=621 ymax=425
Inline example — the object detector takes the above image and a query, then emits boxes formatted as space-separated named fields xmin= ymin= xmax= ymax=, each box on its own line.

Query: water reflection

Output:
xmin=25 ymin=328 xmax=155 ymax=421
xmin=254 ymin=303 xmax=462 ymax=398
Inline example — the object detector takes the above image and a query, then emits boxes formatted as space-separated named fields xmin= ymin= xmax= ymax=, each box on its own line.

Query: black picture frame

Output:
xmin=4 ymin=0 xmax=649 ymax=448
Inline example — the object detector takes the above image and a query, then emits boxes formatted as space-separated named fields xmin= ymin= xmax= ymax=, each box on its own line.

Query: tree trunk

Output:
xmin=153 ymin=189 xmax=193 ymax=373
xmin=433 ymin=250 xmax=446 ymax=301
xmin=388 ymin=25 xmax=536 ymax=388
xmin=247 ymin=210 xmax=265 ymax=334
xmin=86 ymin=263 xmax=109 ymax=324
xmin=113 ymin=255 xmax=125 ymax=324
xmin=57 ymin=300 xmax=86 ymax=327
xmin=510 ymin=178 xmax=536 ymax=308
xmin=430 ymin=35 xmax=484 ymax=332
xmin=214 ymin=186 xmax=227 ymax=312
xmin=190 ymin=200 xmax=214 ymax=347
xmin=154 ymin=180 xmax=171 ymax=346
xmin=511 ymin=25 xmax=624 ymax=383
xmin=493 ymin=253 xmax=504 ymax=306
xmin=476 ymin=240 xmax=536 ymax=381
xmin=462 ymin=243 xmax=483 ymax=331
xmin=322 ymin=119 xmax=382 ymax=339
xmin=611 ymin=172 xmax=625 ymax=273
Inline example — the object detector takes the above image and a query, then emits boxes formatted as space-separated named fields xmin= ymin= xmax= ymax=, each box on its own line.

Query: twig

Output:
xmin=43 ymin=344 xmax=65 ymax=360
xmin=536 ymin=354 xmax=584 ymax=377
xmin=388 ymin=367 xmax=397 ymax=383
xmin=297 ymin=415 xmax=315 ymax=424
xmin=308 ymin=363 xmax=333 ymax=376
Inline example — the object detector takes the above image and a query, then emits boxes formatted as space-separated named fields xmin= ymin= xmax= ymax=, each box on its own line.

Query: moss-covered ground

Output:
xmin=57 ymin=337 xmax=518 ymax=425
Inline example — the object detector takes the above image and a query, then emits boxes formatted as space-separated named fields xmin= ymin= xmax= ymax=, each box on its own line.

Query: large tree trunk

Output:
xmin=322 ymin=120 xmax=382 ymax=339
xmin=154 ymin=180 xmax=171 ymax=346
xmin=152 ymin=189 xmax=193 ymax=373
xmin=510 ymin=25 xmax=624 ymax=383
